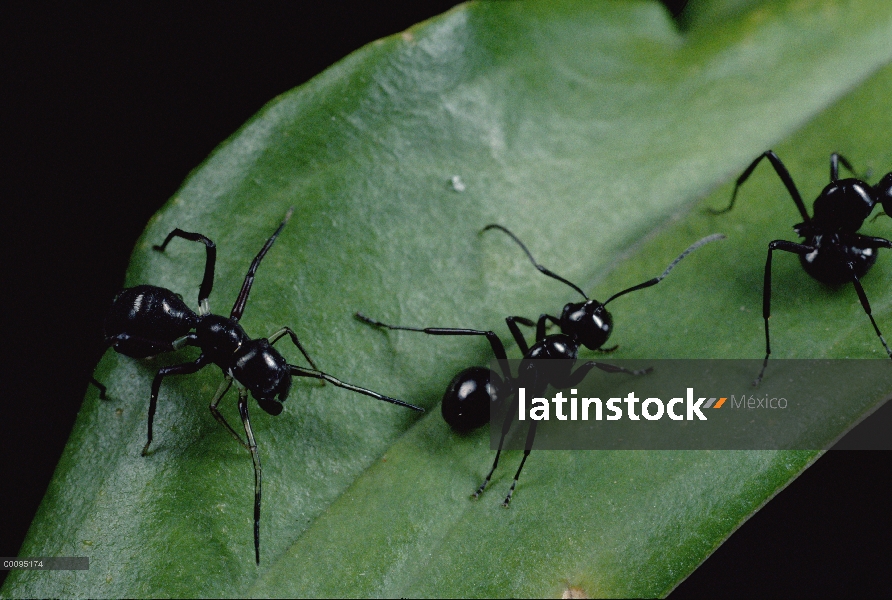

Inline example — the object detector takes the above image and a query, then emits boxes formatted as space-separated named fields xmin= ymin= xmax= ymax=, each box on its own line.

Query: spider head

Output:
xmin=232 ymin=339 xmax=291 ymax=415
xmin=559 ymin=299 xmax=613 ymax=350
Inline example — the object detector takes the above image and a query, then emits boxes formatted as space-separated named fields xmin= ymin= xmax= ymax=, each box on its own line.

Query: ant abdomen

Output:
xmin=441 ymin=367 xmax=503 ymax=433
xmin=796 ymin=233 xmax=878 ymax=285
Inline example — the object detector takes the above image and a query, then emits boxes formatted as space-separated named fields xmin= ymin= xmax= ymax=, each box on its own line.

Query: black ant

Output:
xmin=357 ymin=225 xmax=723 ymax=506
xmin=710 ymin=150 xmax=892 ymax=384
xmin=100 ymin=208 xmax=422 ymax=564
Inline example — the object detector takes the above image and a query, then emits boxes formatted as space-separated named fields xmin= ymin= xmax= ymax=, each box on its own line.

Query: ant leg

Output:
xmin=603 ymin=234 xmax=725 ymax=305
xmin=492 ymin=359 xmax=652 ymax=505
xmin=355 ymin=312 xmax=512 ymax=382
xmin=142 ymin=355 xmax=209 ymax=456
xmin=831 ymin=152 xmax=872 ymax=181
xmin=89 ymin=377 xmax=108 ymax=400
xmin=268 ymin=326 xmax=320 ymax=370
xmin=754 ymin=240 xmax=815 ymax=386
xmin=473 ymin=391 xmax=518 ymax=500
xmin=230 ymin=208 xmax=294 ymax=321
xmin=503 ymin=313 xmax=562 ymax=345
xmin=481 ymin=224 xmax=589 ymax=300
xmin=502 ymin=420 xmax=539 ymax=507
xmin=534 ymin=314 xmax=561 ymax=342
xmin=209 ymin=376 xmax=251 ymax=449
xmin=710 ymin=151 xmax=810 ymax=222
xmin=846 ymin=266 xmax=892 ymax=359
xmin=153 ymin=231 xmax=216 ymax=315
xmin=858 ymin=235 xmax=892 ymax=251
xmin=236 ymin=388 xmax=262 ymax=565
xmin=505 ymin=316 xmax=535 ymax=354
xmin=830 ymin=153 xmax=861 ymax=182
xmin=289 ymin=365 xmax=423 ymax=411
xmin=567 ymin=361 xmax=652 ymax=385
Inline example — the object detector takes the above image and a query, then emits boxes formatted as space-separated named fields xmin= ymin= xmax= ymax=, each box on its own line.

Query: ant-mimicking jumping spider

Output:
xmin=99 ymin=208 xmax=422 ymax=563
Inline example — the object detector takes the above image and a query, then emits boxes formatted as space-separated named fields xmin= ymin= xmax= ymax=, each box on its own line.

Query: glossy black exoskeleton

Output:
xmin=710 ymin=150 xmax=892 ymax=384
xmin=101 ymin=208 xmax=422 ymax=564
xmin=357 ymin=225 xmax=723 ymax=506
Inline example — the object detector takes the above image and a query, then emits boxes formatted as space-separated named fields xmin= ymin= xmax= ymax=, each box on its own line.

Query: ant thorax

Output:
xmin=811 ymin=178 xmax=874 ymax=233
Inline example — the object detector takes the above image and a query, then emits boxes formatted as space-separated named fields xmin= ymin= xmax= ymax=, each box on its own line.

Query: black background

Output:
xmin=2 ymin=2 xmax=889 ymax=596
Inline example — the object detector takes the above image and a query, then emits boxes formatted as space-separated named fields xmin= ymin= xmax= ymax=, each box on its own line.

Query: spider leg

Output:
xmin=142 ymin=355 xmax=209 ymax=456
xmin=236 ymin=387 xmax=262 ymax=565
xmin=153 ymin=230 xmax=216 ymax=314
xmin=230 ymin=208 xmax=293 ymax=321
xmin=268 ymin=326 xmax=320 ymax=371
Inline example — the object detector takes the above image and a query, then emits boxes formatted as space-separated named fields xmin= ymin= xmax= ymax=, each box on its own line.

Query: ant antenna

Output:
xmin=482 ymin=224 xmax=588 ymax=300
xmin=604 ymin=234 xmax=725 ymax=305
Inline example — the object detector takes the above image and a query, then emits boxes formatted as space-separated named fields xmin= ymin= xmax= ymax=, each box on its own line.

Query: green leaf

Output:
xmin=6 ymin=0 xmax=892 ymax=597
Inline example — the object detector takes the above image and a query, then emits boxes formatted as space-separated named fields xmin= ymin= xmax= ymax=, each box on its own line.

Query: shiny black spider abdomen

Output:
xmin=104 ymin=284 xmax=199 ymax=358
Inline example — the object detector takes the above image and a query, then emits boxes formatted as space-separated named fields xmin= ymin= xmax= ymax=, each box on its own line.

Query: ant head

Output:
xmin=812 ymin=178 xmax=875 ymax=233
xmin=232 ymin=340 xmax=290 ymax=415
xmin=559 ymin=299 xmax=613 ymax=350
xmin=875 ymin=172 xmax=892 ymax=217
